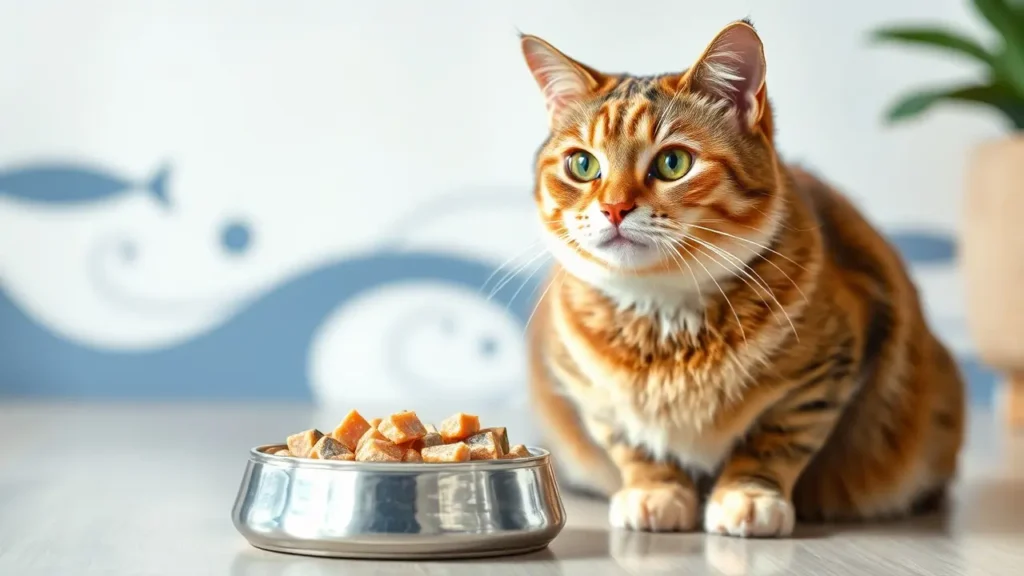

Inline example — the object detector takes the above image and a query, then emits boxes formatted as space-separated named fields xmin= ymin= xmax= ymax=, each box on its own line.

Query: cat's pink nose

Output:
xmin=599 ymin=201 xmax=636 ymax=226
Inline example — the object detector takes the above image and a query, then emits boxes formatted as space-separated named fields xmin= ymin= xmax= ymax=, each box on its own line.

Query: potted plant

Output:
xmin=872 ymin=0 xmax=1024 ymax=427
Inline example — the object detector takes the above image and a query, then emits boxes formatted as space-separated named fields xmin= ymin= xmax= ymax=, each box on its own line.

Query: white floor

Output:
xmin=0 ymin=402 xmax=1020 ymax=576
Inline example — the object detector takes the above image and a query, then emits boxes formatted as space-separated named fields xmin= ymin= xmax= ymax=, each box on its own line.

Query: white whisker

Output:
xmin=480 ymin=239 xmax=546 ymax=294
xmin=488 ymin=249 xmax=551 ymax=301
xmin=507 ymin=253 xmax=553 ymax=313
xmin=523 ymin=268 xmax=567 ymax=337
xmin=685 ymin=223 xmax=809 ymax=273
xmin=655 ymin=237 xmax=703 ymax=302
xmin=683 ymin=235 xmax=799 ymax=341
xmin=672 ymin=238 xmax=747 ymax=345
xmin=487 ymin=230 xmax=570 ymax=300
xmin=654 ymin=237 xmax=708 ymax=337
xmin=659 ymin=220 xmax=810 ymax=304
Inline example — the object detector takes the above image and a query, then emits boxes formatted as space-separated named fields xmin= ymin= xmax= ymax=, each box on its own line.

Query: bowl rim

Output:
xmin=249 ymin=444 xmax=552 ymax=472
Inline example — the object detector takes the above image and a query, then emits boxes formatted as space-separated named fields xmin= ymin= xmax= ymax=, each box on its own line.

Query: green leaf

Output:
xmin=972 ymin=0 xmax=1024 ymax=94
xmin=975 ymin=0 xmax=1024 ymax=32
xmin=885 ymin=83 xmax=1024 ymax=128
xmin=871 ymin=27 xmax=995 ymax=66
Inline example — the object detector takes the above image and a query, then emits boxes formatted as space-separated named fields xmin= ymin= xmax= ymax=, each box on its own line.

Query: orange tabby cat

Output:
xmin=522 ymin=20 xmax=965 ymax=537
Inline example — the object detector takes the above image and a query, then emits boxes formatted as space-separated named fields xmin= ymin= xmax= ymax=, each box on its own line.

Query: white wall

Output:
xmin=0 ymin=0 xmax=997 ymax=402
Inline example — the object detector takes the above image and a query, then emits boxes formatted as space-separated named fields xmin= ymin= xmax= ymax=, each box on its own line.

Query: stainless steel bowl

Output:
xmin=231 ymin=444 xmax=566 ymax=559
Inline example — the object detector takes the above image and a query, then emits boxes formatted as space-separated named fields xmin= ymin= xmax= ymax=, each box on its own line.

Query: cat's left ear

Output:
xmin=520 ymin=34 xmax=604 ymax=126
xmin=683 ymin=20 xmax=768 ymax=133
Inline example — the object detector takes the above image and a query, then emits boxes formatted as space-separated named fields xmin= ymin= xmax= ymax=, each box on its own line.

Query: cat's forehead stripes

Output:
xmin=607 ymin=75 xmax=668 ymax=99
xmin=581 ymin=76 xmax=673 ymax=146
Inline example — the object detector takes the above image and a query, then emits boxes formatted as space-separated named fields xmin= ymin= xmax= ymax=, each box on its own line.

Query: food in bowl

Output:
xmin=421 ymin=442 xmax=471 ymax=462
xmin=330 ymin=410 xmax=372 ymax=451
xmin=274 ymin=410 xmax=533 ymax=462
xmin=285 ymin=429 xmax=324 ymax=458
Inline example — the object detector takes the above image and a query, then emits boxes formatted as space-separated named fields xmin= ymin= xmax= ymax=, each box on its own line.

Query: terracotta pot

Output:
xmin=963 ymin=136 xmax=1024 ymax=425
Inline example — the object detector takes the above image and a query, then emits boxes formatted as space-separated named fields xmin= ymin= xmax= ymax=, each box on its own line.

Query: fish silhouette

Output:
xmin=0 ymin=162 xmax=171 ymax=207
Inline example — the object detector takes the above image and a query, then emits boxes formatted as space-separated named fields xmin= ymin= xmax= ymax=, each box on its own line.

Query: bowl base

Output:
xmin=247 ymin=541 xmax=552 ymax=560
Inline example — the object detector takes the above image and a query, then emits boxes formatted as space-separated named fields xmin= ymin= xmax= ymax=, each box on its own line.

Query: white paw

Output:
xmin=608 ymin=483 xmax=698 ymax=532
xmin=704 ymin=489 xmax=795 ymax=538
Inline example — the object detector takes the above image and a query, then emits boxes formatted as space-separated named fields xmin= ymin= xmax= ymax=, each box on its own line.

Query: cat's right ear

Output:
xmin=682 ymin=20 xmax=768 ymax=133
xmin=520 ymin=34 xmax=603 ymax=126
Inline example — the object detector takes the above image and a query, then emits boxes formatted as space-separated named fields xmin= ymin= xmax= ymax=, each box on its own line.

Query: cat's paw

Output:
xmin=609 ymin=483 xmax=698 ymax=532
xmin=704 ymin=488 xmax=795 ymax=538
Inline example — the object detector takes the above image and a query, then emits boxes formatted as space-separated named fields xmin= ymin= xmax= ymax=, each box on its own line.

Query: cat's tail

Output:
xmin=527 ymin=289 xmax=620 ymax=499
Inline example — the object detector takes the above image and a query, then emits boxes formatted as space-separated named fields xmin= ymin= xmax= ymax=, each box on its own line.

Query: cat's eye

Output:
xmin=565 ymin=151 xmax=601 ymax=182
xmin=652 ymin=148 xmax=693 ymax=181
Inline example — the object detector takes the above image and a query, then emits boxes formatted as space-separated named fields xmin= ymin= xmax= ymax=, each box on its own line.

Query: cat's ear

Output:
xmin=520 ymin=34 xmax=604 ymax=126
xmin=683 ymin=20 xmax=767 ymax=132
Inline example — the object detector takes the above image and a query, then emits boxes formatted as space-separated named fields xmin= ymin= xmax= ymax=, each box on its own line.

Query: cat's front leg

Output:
xmin=606 ymin=443 xmax=699 ymax=532
xmin=705 ymin=403 xmax=842 ymax=538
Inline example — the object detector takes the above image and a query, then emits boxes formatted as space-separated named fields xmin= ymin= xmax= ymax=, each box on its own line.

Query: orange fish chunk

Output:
xmin=411 ymin=432 xmax=443 ymax=451
xmin=378 ymin=411 xmax=428 ymax=444
xmin=356 ymin=426 xmax=388 ymax=452
xmin=422 ymin=442 xmax=471 ymax=463
xmin=309 ymin=436 xmax=355 ymax=460
xmin=479 ymin=427 xmax=510 ymax=455
xmin=502 ymin=444 xmax=532 ymax=459
xmin=330 ymin=410 xmax=372 ymax=451
xmin=438 ymin=413 xmax=480 ymax=443
xmin=356 ymin=439 xmax=404 ymax=462
xmin=465 ymin=430 xmax=503 ymax=460
xmin=282 ymin=411 xmax=518 ymax=464
xmin=286 ymin=429 xmax=324 ymax=458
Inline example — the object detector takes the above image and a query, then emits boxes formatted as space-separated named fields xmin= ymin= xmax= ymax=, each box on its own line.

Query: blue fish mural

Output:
xmin=887 ymin=230 xmax=957 ymax=265
xmin=0 ymin=250 xmax=540 ymax=400
xmin=0 ymin=162 xmax=171 ymax=208
xmin=959 ymin=356 xmax=999 ymax=408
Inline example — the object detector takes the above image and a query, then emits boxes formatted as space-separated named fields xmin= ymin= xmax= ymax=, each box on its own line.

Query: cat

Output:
xmin=521 ymin=19 xmax=965 ymax=538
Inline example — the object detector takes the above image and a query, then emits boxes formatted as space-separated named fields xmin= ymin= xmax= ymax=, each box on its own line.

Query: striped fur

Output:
xmin=522 ymin=21 xmax=964 ymax=537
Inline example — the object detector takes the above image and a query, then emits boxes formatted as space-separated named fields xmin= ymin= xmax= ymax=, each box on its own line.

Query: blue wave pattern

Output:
xmin=0 ymin=251 xmax=537 ymax=399
xmin=888 ymin=230 xmax=956 ymax=265
xmin=0 ymin=160 xmax=998 ymax=404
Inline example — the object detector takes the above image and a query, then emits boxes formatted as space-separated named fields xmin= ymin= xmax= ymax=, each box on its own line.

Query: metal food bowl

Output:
xmin=231 ymin=444 xmax=566 ymax=559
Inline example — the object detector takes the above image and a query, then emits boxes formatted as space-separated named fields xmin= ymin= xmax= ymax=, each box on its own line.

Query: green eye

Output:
xmin=652 ymin=148 xmax=693 ymax=181
xmin=565 ymin=151 xmax=601 ymax=182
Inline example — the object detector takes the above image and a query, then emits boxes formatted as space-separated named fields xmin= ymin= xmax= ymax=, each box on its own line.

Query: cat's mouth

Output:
xmin=553 ymin=228 xmax=662 ymax=270
xmin=597 ymin=230 xmax=648 ymax=249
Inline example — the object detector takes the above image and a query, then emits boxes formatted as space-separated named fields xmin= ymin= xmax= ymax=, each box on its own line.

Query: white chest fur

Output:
xmin=550 ymin=290 xmax=741 ymax=474
xmin=616 ymin=408 xmax=737 ymax=473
